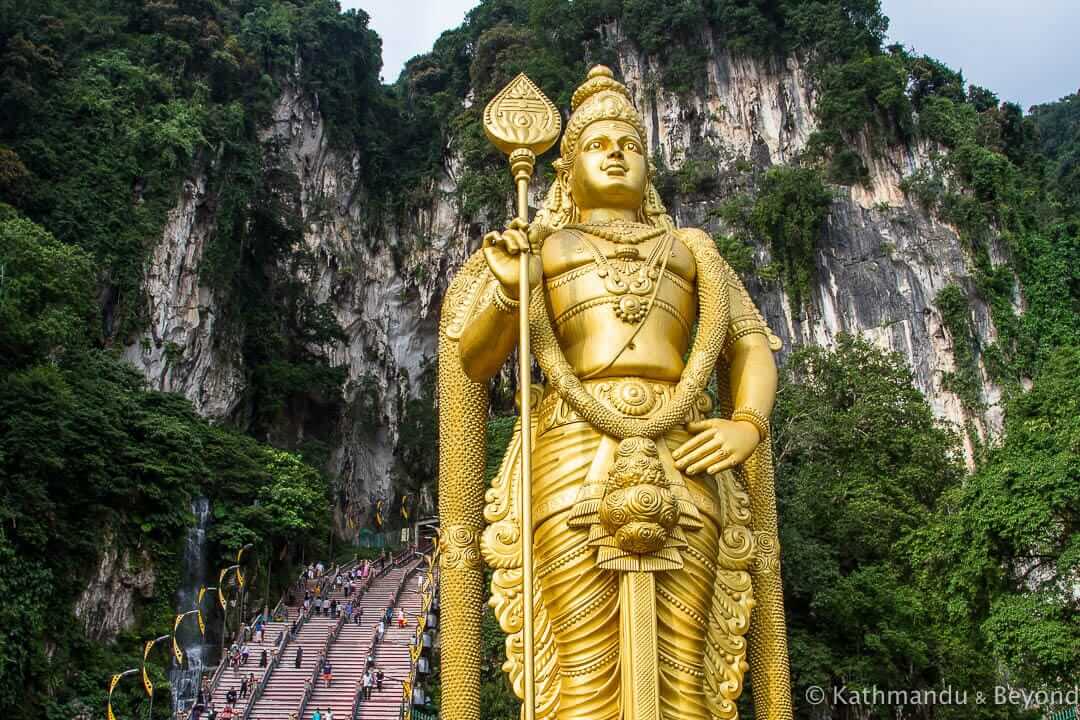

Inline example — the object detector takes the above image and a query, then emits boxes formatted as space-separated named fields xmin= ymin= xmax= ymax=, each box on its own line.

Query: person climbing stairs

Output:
xmin=355 ymin=563 xmax=425 ymax=720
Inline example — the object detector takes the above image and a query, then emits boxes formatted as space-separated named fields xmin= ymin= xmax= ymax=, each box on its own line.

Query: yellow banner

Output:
xmin=142 ymin=641 xmax=155 ymax=697
xmin=172 ymin=615 xmax=184 ymax=665
xmin=107 ymin=672 xmax=121 ymax=720
xmin=198 ymin=586 xmax=207 ymax=607
xmin=197 ymin=609 xmax=205 ymax=636
xmin=218 ymin=569 xmax=229 ymax=610
xmin=237 ymin=568 xmax=244 ymax=589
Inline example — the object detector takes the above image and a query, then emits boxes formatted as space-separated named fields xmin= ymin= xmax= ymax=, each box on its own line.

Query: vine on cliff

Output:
xmin=716 ymin=165 xmax=834 ymax=308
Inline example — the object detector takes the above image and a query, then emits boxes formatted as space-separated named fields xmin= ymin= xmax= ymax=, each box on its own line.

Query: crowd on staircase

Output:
xmin=178 ymin=546 xmax=436 ymax=720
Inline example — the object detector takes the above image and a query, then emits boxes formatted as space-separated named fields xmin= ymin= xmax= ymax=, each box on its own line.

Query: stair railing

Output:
xmin=230 ymin=560 xmax=346 ymax=720
xmin=206 ymin=564 xmax=310 ymax=704
xmin=348 ymin=633 xmax=378 ymax=720
xmin=240 ymin=603 xmax=311 ymax=720
xmin=295 ymin=601 xmax=348 ymax=720
xmin=350 ymin=559 xmax=419 ymax=720
xmin=238 ymin=561 xmax=340 ymax=720
xmin=396 ymin=558 xmax=439 ymax=720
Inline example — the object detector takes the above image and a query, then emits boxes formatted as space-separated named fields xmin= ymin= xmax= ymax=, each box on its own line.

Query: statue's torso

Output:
xmin=540 ymin=227 xmax=697 ymax=383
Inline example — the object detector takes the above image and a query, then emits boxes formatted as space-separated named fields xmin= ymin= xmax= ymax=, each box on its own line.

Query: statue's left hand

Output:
xmin=672 ymin=419 xmax=760 ymax=476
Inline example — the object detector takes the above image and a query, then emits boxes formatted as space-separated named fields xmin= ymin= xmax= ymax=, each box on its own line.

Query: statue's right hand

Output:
xmin=482 ymin=217 xmax=542 ymax=300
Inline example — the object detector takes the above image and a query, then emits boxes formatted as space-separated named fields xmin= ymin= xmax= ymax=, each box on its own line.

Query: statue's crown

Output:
xmin=571 ymin=65 xmax=632 ymax=111
xmin=560 ymin=65 xmax=649 ymax=162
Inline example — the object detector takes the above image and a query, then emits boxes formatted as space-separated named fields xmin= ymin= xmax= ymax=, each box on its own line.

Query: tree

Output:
xmin=910 ymin=347 xmax=1080 ymax=692
xmin=0 ymin=206 xmax=96 ymax=367
xmin=747 ymin=166 xmax=834 ymax=307
xmin=773 ymin=336 xmax=1022 ymax=718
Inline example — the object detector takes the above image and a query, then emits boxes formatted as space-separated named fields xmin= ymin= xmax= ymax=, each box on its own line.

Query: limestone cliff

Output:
xmin=73 ymin=534 xmax=156 ymax=643
xmin=616 ymin=28 xmax=1007 ymax=462
xmin=123 ymin=29 xmax=1009 ymax=512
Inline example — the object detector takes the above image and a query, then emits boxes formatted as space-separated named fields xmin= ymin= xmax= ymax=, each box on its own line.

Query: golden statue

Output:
xmin=437 ymin=66 xmax=793 ymax=720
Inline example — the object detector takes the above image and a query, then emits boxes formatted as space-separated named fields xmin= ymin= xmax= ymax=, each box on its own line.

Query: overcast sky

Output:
xmin=348 ymin=0 xmax=1079 ymax=109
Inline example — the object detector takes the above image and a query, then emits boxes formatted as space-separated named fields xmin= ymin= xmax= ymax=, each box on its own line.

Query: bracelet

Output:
xmin=731 ymin=407 xmax=770 ymax=441
xmin=491 ymin=284 xmax=520 ymax=314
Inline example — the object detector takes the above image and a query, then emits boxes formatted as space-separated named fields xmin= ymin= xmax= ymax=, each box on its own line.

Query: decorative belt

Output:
xmin=537 ymin=377 xmax=712 ymax=435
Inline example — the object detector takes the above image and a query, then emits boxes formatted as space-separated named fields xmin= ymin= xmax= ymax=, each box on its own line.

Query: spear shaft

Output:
xmin=483 ymin=74 xmax=561 ymax=720
xmin=514 ymin=150 xmax=536 ymax=720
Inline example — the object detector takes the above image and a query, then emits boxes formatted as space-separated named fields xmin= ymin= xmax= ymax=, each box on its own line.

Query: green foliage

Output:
xmin=0 ymin=349 xmax=330 ymax=718
xmin=894 ymin=67 xmax=1080 ymax=393
xmin=745 ymin=165 xmax=834 ymax=307
xmin=486 ymin=416 xmax=518 ymax=483
xmin=775 ymin=337 xmax=1024 ymax=718
xmin=621 ymin=0 xmax=710 ymax=93
xmin=1031 ymin=92 xmax=1080 ymax=216
xmin=0 ymin=0 xmax=268 ymax=334
xmin=0 ymin=0 xmax=359 ymax=440
xmin=674 ymin=144 xmax=724 ymax=196
xmin=212 ymin=448 xmax=330 ymax=550
xmin=0 ymin=206 xmax=96 ymax=366
xmin=908 ymin=347 xmax=1080 ymax=692
xmin=395 ymin=358 xmax=439 ymax=492
xmin=480 ymin=598 xmax=519 ymax=719
xmin=814 ymin=51 xmax=913 ymax=142
xmin=713 ymin=233 xmax=756 ymax=275
xmin=0 ymin=212 xmax=330 ymax=719
xmin=934 ymin=285 xmax=986 ymax=420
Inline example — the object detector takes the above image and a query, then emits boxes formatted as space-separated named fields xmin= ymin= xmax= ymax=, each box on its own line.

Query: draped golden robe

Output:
xmin=438 ymin=230 xmax=791 ymax=720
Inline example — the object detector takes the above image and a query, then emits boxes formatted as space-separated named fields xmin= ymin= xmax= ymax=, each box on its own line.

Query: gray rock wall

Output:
xmin=73 ymin=535 xmax=156 ymax=642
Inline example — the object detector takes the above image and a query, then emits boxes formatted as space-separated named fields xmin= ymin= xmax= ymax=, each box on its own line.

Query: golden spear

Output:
xmin=482 ymin=74 xmax=561 ymax=720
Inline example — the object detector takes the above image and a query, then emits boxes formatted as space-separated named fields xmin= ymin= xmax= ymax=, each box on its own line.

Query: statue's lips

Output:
xmin=603 ymin=164 xmax=628 ymax=177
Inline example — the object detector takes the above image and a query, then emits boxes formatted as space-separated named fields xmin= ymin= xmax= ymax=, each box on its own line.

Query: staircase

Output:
xmin=301 ymin=568 xmax=404 ymax=720
xmin=215 ymin=556 xmax=422 ymax=720
xmin=246 ymin=597 xmax=338 ymax=720
xmin=206 ymin=617 xmax=288 ymax=716
xmin=356 ymin=564 xmax=425 ymax=720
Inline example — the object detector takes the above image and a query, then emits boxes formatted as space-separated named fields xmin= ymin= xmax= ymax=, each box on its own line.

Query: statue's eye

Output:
xmin=588 ymin=140 xmax=603 ymax=151
xmin=625 ymin=141 xmax=639 ymax=152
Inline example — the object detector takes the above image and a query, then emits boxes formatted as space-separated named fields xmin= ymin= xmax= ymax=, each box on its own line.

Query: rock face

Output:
xmin=122 ymin=174 xmax=246 ymax=418
xmin=123 ymin=28 xmax=1006 ymax=509
xmin=74 ymin=534 xmax=156 ymax=642
xmin=617 ymin=28 xmax=1005 ymax=461
xmin=256 ymin=81 xmax=471 ymax=512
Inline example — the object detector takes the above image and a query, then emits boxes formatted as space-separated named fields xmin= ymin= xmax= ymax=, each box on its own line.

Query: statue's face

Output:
xmin=569 ymin=119 xmax=647 ymax=211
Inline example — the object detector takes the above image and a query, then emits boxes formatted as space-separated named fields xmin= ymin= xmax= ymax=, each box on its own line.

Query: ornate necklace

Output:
xmin=571 ymin=228 xmax=673 ymax=324
xmin=568 ymin=220 xmax=667 ymax=245
xmin=527 ymin=229 xmax=731 ymax=441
